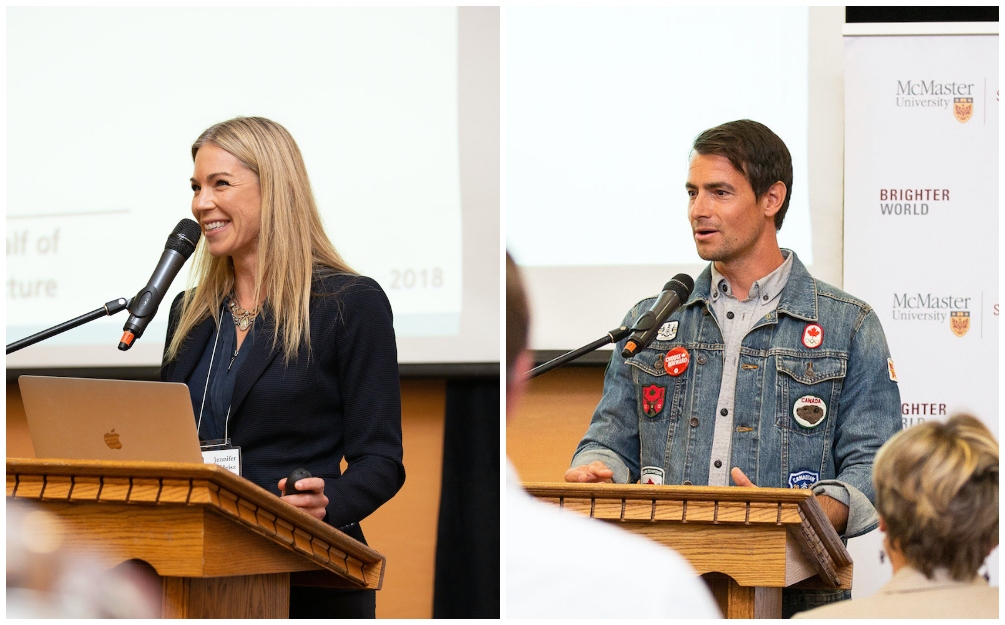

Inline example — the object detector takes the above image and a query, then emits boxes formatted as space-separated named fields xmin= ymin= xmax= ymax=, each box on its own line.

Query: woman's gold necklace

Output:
xmin=228 ymin=294 xmax=260 ymax=332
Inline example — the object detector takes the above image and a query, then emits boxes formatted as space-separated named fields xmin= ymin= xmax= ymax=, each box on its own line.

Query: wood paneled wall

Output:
xmin=506 ymin=367 xmax=605 ymax=482
xmin=5 ymin=377 xmax=447 ymax=619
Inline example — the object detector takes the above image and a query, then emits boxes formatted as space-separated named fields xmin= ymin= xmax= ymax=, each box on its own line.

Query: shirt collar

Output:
xmin=709 ymin=249 xmax=794 ymax=303
xmin=686 ymin=250 xmax=820 ymax=321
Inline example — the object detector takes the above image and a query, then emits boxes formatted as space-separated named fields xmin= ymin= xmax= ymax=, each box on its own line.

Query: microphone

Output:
xmin=621 ymin=274 xmax=694 ymax=358
xmin=118 ymin=219 xmax=202 ymax=351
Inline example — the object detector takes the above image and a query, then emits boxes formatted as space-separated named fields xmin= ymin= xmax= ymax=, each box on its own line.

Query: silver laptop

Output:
xmin=19 ymin=376 xmax=204 ymax=463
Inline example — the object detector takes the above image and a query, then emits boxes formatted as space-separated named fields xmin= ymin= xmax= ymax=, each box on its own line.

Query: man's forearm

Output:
xmin=815 ymin=494 xmax=849 ymax=534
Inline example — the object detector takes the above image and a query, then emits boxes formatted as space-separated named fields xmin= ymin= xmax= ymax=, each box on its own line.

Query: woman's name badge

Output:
xmin=201 ymin=439 xmax=242 ymax=476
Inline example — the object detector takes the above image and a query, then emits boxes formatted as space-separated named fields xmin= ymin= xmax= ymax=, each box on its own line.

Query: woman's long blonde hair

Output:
xmin=165 ymin=117 xmax=353 ymax=363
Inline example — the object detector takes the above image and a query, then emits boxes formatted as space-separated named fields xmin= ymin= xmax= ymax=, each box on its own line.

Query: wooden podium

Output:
xmin=6 ymin=458 xmax=385 ymax=618
xmin=525 ymin=482 xmax=852 ymax=619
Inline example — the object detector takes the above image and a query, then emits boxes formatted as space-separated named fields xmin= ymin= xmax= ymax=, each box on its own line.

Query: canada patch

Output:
xmin=793 ymin=395 xmax=826 ymax=428
xmin=788 ymin=470 xmax=819 ymax=489
xmin=641 ymin=385 xmax=665 ymax=417
xmin=802 ymin=323 xmax=823 ymax=349
xmin=641 ymin=466 xmax=665 ymax=485
xmin=656 ymin=321 xmax=679 ymax=342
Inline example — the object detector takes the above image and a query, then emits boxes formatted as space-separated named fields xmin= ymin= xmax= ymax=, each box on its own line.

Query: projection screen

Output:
xmin=6 ymin=7 xmax=499 ymax=370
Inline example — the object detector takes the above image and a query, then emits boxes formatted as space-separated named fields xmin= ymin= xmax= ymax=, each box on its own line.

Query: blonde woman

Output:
xmin=161 ymin=117 xmax=404 ymax=618
xmin=795 ymin=414 xmax=998 ymax=619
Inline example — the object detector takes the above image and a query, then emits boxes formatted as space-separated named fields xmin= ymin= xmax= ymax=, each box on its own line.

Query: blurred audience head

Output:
xmin=7 ymin=500 xmax=159 ymax=618
xmin=873 ymin=414 xmax=999 ymax=581
xmin=506 ymin=251 xmax=531 ymax=416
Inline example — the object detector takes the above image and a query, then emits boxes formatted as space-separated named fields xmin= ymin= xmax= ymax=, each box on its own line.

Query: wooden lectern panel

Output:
xmin=162 ymin=573 xmax=290 ymax=619
xmin=624 ymin=522 xmax=789 ymax=587
xmin=8 ymin=458 xmax=388 ymax=619
xmin=7 ymin=458 xmax=384 ymax=589
xmin=524 ymin=482 xmax=853 ymax=619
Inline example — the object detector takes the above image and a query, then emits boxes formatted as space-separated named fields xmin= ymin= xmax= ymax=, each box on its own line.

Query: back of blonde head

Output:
xmin=874 ymin=414 xmax=998 ymax=581
xmin=166 ymin=117 xmax=353 ymax=363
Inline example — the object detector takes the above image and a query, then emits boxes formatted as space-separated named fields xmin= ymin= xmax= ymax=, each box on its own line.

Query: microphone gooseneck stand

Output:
xmin=5 ymin=298 xmax=132 ymax=355
xmin=524 ymin=272 xmax=694 ymax=379
xmin=526 ymin=325 xmax=631 ymax=380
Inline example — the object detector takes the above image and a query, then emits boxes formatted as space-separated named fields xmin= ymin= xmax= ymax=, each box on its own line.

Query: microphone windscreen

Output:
xmin=166 ymin=218 xmax=202 ymax=258
xmin=668 ymin=273 xmax=694 ymax=299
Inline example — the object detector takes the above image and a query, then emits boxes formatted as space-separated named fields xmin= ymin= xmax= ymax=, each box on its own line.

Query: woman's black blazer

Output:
xmin=161 ymin=273 xmax=405 ymax=544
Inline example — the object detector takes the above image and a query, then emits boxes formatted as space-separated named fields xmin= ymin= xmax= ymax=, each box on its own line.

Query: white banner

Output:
xmin=844 ymin=33 xmax=999 ymax=597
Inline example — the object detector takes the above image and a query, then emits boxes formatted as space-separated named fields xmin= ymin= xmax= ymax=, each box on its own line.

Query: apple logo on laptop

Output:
xmin=104 ymin=428 xmax=123 ymax=450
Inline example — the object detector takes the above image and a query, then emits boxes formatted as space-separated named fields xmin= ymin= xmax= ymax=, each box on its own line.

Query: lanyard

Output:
xmin=197 ymin=308 xmax=233 ymax=442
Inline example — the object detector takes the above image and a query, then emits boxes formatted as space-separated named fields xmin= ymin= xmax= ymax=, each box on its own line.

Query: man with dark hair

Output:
xmin=505 ymin=252 xmax=720 ymax=618
xmin=566 ymin=120 xmax=902 ymax=616
xmin=691 ymin=119 xmax=794 ymax=230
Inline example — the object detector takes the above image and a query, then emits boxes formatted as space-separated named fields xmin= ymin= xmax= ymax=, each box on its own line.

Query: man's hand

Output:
xmin=731 ymin=467 xmax=756 ymax=487
xmin=564 ymin=461 xmax=615 ymax=483
xmin=731 ymin=467 xmax=849 ymax=534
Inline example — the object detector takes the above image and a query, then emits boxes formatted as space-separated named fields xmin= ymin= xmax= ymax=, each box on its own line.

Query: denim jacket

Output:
xmin=572 ymin=253 xmax=901 ymax=538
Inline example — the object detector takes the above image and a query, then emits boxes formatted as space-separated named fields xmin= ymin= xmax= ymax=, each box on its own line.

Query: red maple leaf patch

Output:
xmin=802 ymin=324 xmax=824 ymax=349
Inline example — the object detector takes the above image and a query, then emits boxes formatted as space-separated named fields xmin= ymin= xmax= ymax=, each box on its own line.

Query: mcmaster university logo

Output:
xmin=892 ymin=292 xmax=973 ymax=337
xmin=950 ymin=311 xmax=970 ymax=337
xmin=895 ymin=80 xmax=975 ymax=122
xmin=954 ymin=97 xmax=974 ymax=123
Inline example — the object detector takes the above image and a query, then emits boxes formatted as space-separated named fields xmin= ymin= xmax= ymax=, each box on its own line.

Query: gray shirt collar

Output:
xmin=710 ymin=248 xmax=794 ymax=304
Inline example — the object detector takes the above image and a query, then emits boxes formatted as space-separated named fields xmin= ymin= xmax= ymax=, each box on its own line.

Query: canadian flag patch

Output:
xmin=641 ymin=466 xmax=665 ymax=485
xmin=802 ymin=323 xmax=823 ymax=349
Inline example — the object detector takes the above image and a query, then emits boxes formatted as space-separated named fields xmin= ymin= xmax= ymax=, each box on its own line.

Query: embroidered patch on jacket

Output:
xmin=788 ymin=470 xmax=819 ymax=489
xmin=793 ymin=395 xmax=826 ymax=428
xmin=641 ymin=385 xmax=665 ymax=417
xmin=887 ymin=357 xmax=898 ymax=382
xmin=656 ymin=320 xmax=679 ymax=342
xmin=663 ymin=346 xmax=690 ymax=376
xmin=641 ymin=466 xmax=665 ymax=485
xmin=802 ymin=323 xmax=824 ymax=349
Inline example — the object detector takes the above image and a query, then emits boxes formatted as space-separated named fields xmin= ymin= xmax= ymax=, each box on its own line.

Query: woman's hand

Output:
xmin=278 ymin=476 xmax=329 ymax=520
